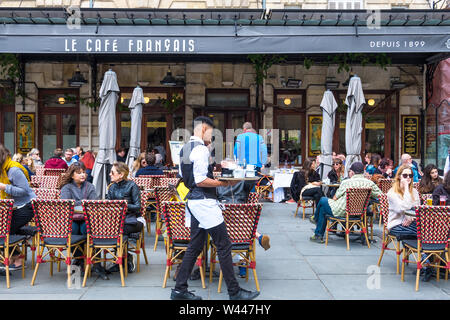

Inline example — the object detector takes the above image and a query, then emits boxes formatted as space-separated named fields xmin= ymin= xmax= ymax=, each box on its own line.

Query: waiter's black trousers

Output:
xmin=175 ymin=213 xmax=240 ymax=296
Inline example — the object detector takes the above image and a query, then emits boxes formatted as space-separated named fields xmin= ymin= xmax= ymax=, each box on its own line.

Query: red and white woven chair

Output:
xmin=161 ymin=201 xmax=206 ymax=289
xmin=401 ymin=205 xmax=450 ymax=291
xmin=210 ymin=203 xmax=263 ymax=292
xmin=247 ymin=192 xmax=261 ymax=204
xmin=81 ymin=200 xmax=128 ymax=287
xmin=325 ymin=188 xmax=372 ymax=250
xmin=30 ymin=199 xmax=86 ymax=288
xmin=378 ymin=179 xmax=393 ymax=194
xmin=0 ymin=199 xmax=27 ymax=288
xmin=376 ymin=193 xmax=403 ymax=274
xmin=153 ymin=186 xmax=177 ymax=251
xmin=32 ymin=188 xmax=60 ymax=200
xmin=35 ymin=165 xmax=45 ymax=176
xmin=43 ymin=168 xmax=66 ymax=177
xmin=127 ymin=190 xmax=150 ymax=272
xmin=31 ymin=175 xmax=61 ymax=189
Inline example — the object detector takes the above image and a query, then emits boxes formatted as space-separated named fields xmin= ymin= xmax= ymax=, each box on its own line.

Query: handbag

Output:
xmin=72 ymin=212 xmax=85 ymax=221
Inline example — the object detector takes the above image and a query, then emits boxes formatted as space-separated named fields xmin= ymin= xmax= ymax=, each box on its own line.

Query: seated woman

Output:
xmin=418 ymin=164 xmax=443 ymax=195
xmin=0 ymin=144 xmax=36 ymax=270
xmin=59 ymin=162 xmax=101 ymax=277
xmin=432 ymin=171 xmax=449 ymax=206
xmin=107 ymin=161 xmax=143 ymax=273
xmin=327 ymin=159 xmax=344 ymax=198
xmin=379 ymin=158 xmax=394 ymax=179
xmin=12 ymin=153 xmax=35 ymax=177
xmin=60 ymin=162 xmax=98 ymax=235
xmin=365 ymin=154 xmax=382 ymax=175
xmin=290 ymin=158 xmax=323 ymax=206
xmin=130 ymin=152 xmax=146 ymax=178
xmin=387 ymin=165 xmax=420 ymax=240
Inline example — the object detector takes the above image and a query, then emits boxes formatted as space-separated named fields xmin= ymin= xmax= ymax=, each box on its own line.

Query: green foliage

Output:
xmin=248 ymin=54 xmax=287 ymax=85
xmin=0 ymin=54 xmax=20 ymax=105
xmin=326 ymin=53 xmax=391 ymax=73
xmin=158 ymin=93 xmax=183 ymax=113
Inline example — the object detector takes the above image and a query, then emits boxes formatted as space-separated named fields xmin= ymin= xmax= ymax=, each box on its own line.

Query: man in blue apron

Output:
xmin=170 ymin=116 xmax=260 ymax=300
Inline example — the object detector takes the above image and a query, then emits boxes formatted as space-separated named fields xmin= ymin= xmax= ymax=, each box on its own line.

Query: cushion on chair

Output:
xmin=301 ymin=196 xmax=315 ymax=201
xmin=92 ymin=236 xmax=128 ymax=247
xmin=128 ymin=232 xmax=141 ymax=240
xmin=0 ymin=235 xmax=27 ymax=246
xmin=402 ymin=239 xmax=447 ymax=251
xmin=17 ymin=225 xmax=38 ymax=236
xmin=43 ymin=234 xmax=86 ymax=246
xmin=231 ymin=243 xmax=251 ymax=251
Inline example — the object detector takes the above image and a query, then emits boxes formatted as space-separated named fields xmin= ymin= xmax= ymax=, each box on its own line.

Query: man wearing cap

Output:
xmin=310 ymin=161 xmax=382 ymax=243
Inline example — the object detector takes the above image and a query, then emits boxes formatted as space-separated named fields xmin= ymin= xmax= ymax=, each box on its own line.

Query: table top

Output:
xmin=218 ymin=177 xmax=260 ymax=181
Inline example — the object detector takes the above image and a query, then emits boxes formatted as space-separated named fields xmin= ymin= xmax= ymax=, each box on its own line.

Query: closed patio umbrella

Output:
xmin=320 ymin=90 xmax=338 ymax=179
xmin=92 ymin=69 xmax=120 ymax=198
xmin=125 ymin=86 xmax=144 ymax=171
xmin=344 ymin=75 xmax=366 ymax=177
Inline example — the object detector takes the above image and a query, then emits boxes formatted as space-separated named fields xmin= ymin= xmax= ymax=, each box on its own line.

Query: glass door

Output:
xmin=39 ymin=90 xmax=79 ymax=161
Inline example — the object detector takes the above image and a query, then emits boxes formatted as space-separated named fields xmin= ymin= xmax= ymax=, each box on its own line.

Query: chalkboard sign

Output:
xmin=402 ymin=115 xmax=419 ymax=157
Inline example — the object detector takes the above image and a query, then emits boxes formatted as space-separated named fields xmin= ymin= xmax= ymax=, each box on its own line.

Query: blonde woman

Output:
xmin=130 ymin=152 xmax=147 ymax=177
xmin=387 ymin=164 xmax=420 ymax=239
xmin=12 ymin=153 xmax=35 ymax=177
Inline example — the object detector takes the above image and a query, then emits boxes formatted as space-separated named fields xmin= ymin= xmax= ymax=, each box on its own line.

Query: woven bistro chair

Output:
xmin=163 ymin=169 xmax=179 ymax=178
xmin=32 ymin=188 xmax=60 ymax=200
xmin=43 ymin=168 xmax=66 ymax=177
xmin=376 ymin=193 xmax=403 ymax=274
xmin=154 ymin=186 xmax=177 ymax=251
xmin=325 ymin=188 xmax=372 ymax=250
xmin=30 ymin=199 xmax=86 ymax=288
xmin=378 ymin=179 xmax=394 ymax=194
xmin=0 ymin=199 xmax=27 ymax=288
xmin=401 ymin=205 xmax=450 ymax=291
xmin=81 ymin=199 xmax=128 ymax=287
xmin=247 ymin=192 xmax=261 ymax=204
xmin=294 ymin=196 xmax=316 ymax=220
xmin=161 ymin=201 xmax=206 ymax=289
xmin=31 ymin=175 xmax=61 ymax=189
xmin=35 ymin=165 xmax=45 ymax=176
xmin=210 ymin=203 xmax=263 ymax=292
xmin=255 ymin=175 xmax=274 ymax=202
xmin=127 ymin=190 xmax=150 ymax=272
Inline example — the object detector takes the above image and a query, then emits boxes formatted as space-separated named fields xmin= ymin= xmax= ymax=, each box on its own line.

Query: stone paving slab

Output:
xmin=0 ymin=200 xmax=448 ymax=300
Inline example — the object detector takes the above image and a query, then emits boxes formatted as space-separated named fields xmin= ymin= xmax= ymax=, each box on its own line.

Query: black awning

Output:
xmin=0 ymin=8 xmax=448 ymax=58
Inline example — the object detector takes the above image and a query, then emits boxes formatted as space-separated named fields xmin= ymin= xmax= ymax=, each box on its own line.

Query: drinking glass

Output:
xmin=440 ymin=195 xmax=447 ymax=206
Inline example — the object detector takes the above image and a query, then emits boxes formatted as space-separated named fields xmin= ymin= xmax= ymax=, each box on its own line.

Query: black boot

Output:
xmin=229 ymin=288 xmax=260 ymax=300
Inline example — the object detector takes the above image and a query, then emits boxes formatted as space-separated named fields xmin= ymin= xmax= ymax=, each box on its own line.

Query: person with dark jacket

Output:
xmin=44 ymin=148 xmax=68 ymax=170
xmin=418 ymin=164 xmax=443 ymax=195
xmin=135 ymin=153 xmax=164 ymax=177
xmin=432 ymin=171 xmax=450 ymax=206
xmin=290 ymin=158 xmax=322 ymax=205
xmin=106 ymin=161 xmax=142 ymax=274
xmin=116 ymin=147 xmax=127 ymax=163
xmin=327 ymin=158 xmax=344 ymax=198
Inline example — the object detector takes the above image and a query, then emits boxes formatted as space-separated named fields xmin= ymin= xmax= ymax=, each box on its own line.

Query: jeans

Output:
xmin=389 ymin=221 xmax=417 ymax=240
xmin=72 ymin=221 xmax=87 ymax=235
xmin=175 ymin=214 xmax=240 ymax=296
xmin=302 ymin=187 xmax=324 ymax=206
xmin=313 ymin=197 xmax=334 ymax=238
xmin=10 ymin=202 xmax=34 ymax=235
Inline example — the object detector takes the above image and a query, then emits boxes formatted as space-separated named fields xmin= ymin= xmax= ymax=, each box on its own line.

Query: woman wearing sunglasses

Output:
xmin=387 ymin=165 xmax=420 ymax=239
xmin=327 ymin=159 xmax=344 ymax=198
